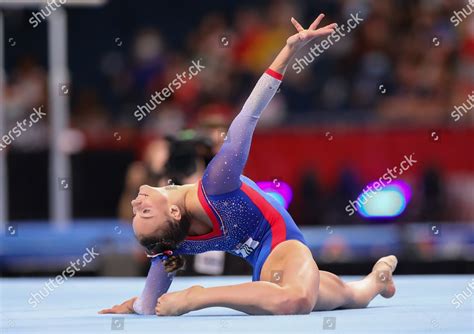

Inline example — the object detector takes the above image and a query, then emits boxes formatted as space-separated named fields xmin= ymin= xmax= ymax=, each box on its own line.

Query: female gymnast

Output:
xmin=99 ymin=13 xmax=398 ymax=316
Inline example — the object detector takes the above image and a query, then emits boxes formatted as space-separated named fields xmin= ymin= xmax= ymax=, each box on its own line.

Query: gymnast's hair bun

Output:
xmin=162 ymin=255 xmax=186 ymax=273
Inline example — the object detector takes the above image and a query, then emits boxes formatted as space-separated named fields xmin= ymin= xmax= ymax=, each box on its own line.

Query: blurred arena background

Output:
xmin=0 ymin=0 xmax=473 ymax=281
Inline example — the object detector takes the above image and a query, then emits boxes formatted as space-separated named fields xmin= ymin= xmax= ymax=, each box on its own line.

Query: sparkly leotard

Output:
xmin=133 ymin=69 xmax=306 ymax=314
xmin=175 ymin=175 xmax=306 ymax=281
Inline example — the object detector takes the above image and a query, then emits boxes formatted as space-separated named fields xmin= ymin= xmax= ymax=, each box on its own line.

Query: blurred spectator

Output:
xmin=298 ymin=170 xmax=323 ymax=226
xmin=71 ymin=89 xmax=110 ymax=135
xmin=164 ymin=131 xmax=214 ymax=185
xmin=4 ymin=56 xmax=48 ymax=150
xmin=194 ymin=103 xmax=232 ymax=154
xmin=118 ymin=138 xmax=170 ymax=220
xmin=418 ymin=167 xmax=447 ymax=222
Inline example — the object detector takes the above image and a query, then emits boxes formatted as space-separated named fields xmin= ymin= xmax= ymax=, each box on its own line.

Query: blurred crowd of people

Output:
xmin=97 ymin=0 xmax=474 ymax=129
xmin=2 ymin=0 xmax=473 ymax=224
xmin=3 ymin=0 xmax=474 ymax=150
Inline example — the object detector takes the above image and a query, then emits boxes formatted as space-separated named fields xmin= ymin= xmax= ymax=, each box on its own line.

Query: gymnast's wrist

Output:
xmin=268 ymin=45 xmax=294 ymax=78
xmin=284 ymin=42 xmax=300 ymax=54
xmin=131 ymin=297 xmax=141 ymax=314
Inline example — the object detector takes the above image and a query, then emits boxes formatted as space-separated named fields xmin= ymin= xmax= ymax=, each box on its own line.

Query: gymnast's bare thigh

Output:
xmin=259 ymin=240 xmax=320 ymax=309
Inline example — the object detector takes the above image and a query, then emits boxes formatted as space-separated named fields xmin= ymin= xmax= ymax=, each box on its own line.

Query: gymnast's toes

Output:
xmin=372 ymin=255 xmax=398 ymax=273
xmin=372 ymin=255 xmax=398 ymax=299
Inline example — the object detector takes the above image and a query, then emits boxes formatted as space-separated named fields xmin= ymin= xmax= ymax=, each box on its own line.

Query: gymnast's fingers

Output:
xmin=291 ymin=17 xmax=305 ymax=32
xmin=321 ymin=23 xmax=338 ymax=31
xmin=98 ymin=308 xmax=116 ymax=314
xmin=309 ymin=13 xmax=325 ymax=30
xmin=308 ymin=26 xmax=336 ymax=38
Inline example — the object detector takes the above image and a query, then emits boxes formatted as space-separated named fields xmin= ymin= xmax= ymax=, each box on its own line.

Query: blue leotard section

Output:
xmin=175 ymin=175 xmax=306 ymax=280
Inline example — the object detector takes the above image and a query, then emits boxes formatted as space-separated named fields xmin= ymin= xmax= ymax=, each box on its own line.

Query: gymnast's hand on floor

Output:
xmin=286 ymin=14 xmax=337 ymax=52
xmin=155 ymin=285 xmax=204 ymax=316
xmin=98 ymin=297 xmax=137 ymax=314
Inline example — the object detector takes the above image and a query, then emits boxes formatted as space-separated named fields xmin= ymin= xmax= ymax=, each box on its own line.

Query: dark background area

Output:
xmin=1 ymin=0 xmax=473 ymax=277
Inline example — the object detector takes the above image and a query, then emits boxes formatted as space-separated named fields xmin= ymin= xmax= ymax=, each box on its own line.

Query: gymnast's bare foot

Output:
xmin=372 ymin=255 xmax=398 ymax=298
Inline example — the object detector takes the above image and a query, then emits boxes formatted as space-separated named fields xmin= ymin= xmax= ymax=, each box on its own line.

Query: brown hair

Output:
xmin=138 ymin=219 xmax=190 ymax=273
xmin=162 ymin=255 xmax=186 ymax=273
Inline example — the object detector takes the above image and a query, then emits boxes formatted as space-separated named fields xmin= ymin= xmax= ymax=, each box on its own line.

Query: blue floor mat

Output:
xmin=1 ymin=275 xmax=472 ymax=333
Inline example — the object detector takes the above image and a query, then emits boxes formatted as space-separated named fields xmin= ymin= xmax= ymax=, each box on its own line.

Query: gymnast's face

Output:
xmin=131 ymin=185 xmax=178 ymax=239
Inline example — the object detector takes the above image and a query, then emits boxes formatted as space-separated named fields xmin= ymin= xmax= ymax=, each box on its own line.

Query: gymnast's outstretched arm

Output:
xmin=201 ymin=70 xmax=282 ymax=195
